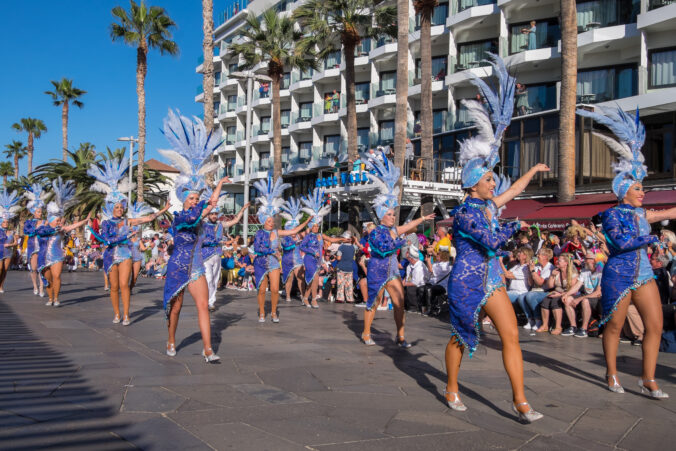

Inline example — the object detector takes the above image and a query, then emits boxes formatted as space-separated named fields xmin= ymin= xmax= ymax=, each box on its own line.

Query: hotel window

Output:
xmin=281 ymin=110 xmax=291 ymax=128
xmin=577 ymin=65 xmax=637 ymax=103
xmin=299 ymin=142 xmax=312 ymax=162
xmin=456 ymin=39 xmax=498 ymax=71
xmin=415 ymin=56 xmax=448 ymax=81
xmin=299 ymin=102 xmax=313 ymax=121
xmin=649 ymin=48 xmax=676 ymax=89
xmin=324 ymin=135 xmax=341 ymax=157
xmin=379 ymin=120 xmax=395 ymax=144
xmin=509 ymin=19 xmax=560 ymax=54
xmin=357 ymin=128 xmax=370 ymax=151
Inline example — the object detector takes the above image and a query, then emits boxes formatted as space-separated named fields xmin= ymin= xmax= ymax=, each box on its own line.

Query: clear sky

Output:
xmin=0 ymin=0 xmax=209 ymax=176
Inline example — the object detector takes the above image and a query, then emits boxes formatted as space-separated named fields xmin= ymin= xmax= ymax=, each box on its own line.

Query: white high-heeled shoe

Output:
xmin=166 ymin=342 xmax=176 ymax=357
xmin=638 ymin=379 xmax=669 ymax=399
xmin=512 ymin=402 xmax=543 ymax=423
xmin=444 ymin=390 xmax=467 ymax=412
xmin=606 ymin=374 xmax=624 ymax=393
xmin=202 ymin=348 xmax=220 ymax=363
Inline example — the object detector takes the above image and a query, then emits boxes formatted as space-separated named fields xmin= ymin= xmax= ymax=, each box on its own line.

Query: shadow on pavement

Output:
xmin=0 ymin=298 xmax=137 ymax=450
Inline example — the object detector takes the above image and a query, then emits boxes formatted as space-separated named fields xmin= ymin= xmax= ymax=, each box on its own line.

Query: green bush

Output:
xmin=324 ymin=226 xmax=343 ymax=237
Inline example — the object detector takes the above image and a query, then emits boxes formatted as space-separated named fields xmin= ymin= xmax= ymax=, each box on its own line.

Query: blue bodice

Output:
xmin=201 ymin=220 xmax=224 ymax=261
xmin=300 ymin=232 xmax=322 ymax=258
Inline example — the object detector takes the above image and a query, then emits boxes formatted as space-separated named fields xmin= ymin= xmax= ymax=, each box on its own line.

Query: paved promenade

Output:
xmin=1 ymin=271 xmax=675 ymax=450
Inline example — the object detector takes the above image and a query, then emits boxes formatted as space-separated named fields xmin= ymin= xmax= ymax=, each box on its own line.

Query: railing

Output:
xmin=509 ymin=21 xmax=561 ymax=54
xmin=252 ymin=124 xmax=270 ymax=136
xmin=649 ymin=0 xmax=674 ymax=10
xmin=215 ymin=0 xmax=248 ymax=27
xmin=290 ymin=69 xmax=314 ymax=85
xmin=355 ymin=38 xmax=372 ymax=56
xmin=315 ymin=98 xmax=341 ymax=116
xmin=403 ymin=157 xmax=461 ymax=184
xmin=375 ymin=35 xmax=395 ymax=48
xmin=456 ymin=0 xmax=496 ymax=13
xmin=225 ymin=133 xmax=236 ymax=145
xmin=291 ymin=110 xmax=313 ymax=124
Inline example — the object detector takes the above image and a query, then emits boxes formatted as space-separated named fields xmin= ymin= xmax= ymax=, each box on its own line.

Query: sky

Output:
xmin=0 ymin=0 xmax=210 ymax=176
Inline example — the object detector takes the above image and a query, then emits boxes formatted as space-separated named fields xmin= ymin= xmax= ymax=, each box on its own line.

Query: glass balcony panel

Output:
xmin=457 ymin=40 xmax=497 ymax=71
xmin=577 ymin=66 xmax=637 ymax=103
xmin=649 ymin=49 xmax=676 ymax=88
xmin=281 ymin=110 xmax=291 ymax=128
xmin=324 ymin=135 xmax=341 ymax=157
xmin=299 ymin=143 xmax=312 ymax=163
xmin=355 ymin=38 xmax=371 ymax=56
xmin=649 ymin=0 xmax=675 ymax=10
xmin=355 ymin=82 xmax=370 ymax=103
xmin=301 ymin=68 xmax=313 ymax=80
xmin=514 ymin=83 xmax=557 ymax=116
xmin=457 ymin=0 xmax=496 ymax=13
xmin=379 ymin=121 xmax=395 ymax=145
xmin=324 ymin=51 xmax=342 ymax=70
xmin=357 ymin=128 xmax=370 ymax=152
xmin=509 ymin=20 xmax=560 ymax=54
xmin=260 ymin=117 xmax=271 ymax=134
xmin=298 ymin=103 xmax=313 ymax=121
xmin=281 ymin=73 xmax=291 ymax=89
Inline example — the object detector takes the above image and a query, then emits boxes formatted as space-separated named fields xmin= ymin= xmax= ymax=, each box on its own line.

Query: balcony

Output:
xmin=513 ymin=84 xmax=558 ymax=117
xmin=289 ymin=70 xmax=314 ymax=92
xmin=638 ymin=1 xmax=676 ymax=32
xmin=215 ymin=0 xmax=248 ymax=29
xmin=251 ymin=89 xmax=271 ymax=108
xmin=283 ymin=147 xmax=334 ymax=174
xmin=250 ymin=125 xmax=270 ymax=143
xmin=577 ymin=23 xmax=639 ymax=54
xmin=313 ymin=55 xmax=341 ymax=83
xmin=369 ymin=36 xmax=397 ymax=60
xmin=312 ymin=103 xmax=340 ymax=126
xmin=649 ymin=0 xmax=675 ymax=10
xmin=508 ymin=20 xmax=561 ymax=55
xmin=288 ymin=111 xmax=313 ymax=133
xmin=576 ymin=0 xmax=638 ymax=33
xmin=235 ymin=97 xmax=248 ymax=115
xmin=410 ymin=4 xmax=448 ymax=42
xmin=576 ymin=66 xmax=638 ymax=104
xmin=338 ymin=87 xmax=370 ymax=116
xmin=448 ymin=0 xmax=498 ymax=31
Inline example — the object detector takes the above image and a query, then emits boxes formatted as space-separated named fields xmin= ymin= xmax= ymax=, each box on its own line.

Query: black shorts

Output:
xmin=540 ymin=296 xmax=562 ymax=310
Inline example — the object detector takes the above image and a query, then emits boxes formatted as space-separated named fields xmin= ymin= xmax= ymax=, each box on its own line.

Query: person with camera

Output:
xmin=402 ymin=246 xmax=430 ymax=313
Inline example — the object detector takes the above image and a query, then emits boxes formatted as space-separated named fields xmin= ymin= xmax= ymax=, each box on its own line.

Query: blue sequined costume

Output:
xmin=200 ymin=221 xmax=224 ymax=263
xmin=299 ymin=232 xmax=322 ymax=284
xmin=0 ymin=228 xmax=6 ymax=261
xmin=131 ymin=238 xmax=144 ymax=262
xmin=448 ymin=198 xmax=521 ymax=356
xmin=163 ymin=201 xmax=207 ymax=318
xmin=599 ymin=204 xmax=657 ymax=325
xmin=24 ymin=219 xmax=40 ymax=259
xmin=99 ymin=218 xmax=132 ymax=275
xmin=281 ymin=235 xmax=302 ymax=283
xmin=253 ymin=229 xmax=280 ymax=288
xmin=36 ymin=225 xmax=64 ymax=286
xmin=366 ymin=225 xmax=406 ymax=310
xmin=1 ymin=230 xmax=13 ymax=260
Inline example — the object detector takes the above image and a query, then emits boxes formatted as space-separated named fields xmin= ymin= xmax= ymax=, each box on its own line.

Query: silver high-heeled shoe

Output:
xmin=638 ymin=379 xmax=669 ymax=399
xmin=512 ymin=402 xmax=543 ymax=423
xmin=444 ymin=390 xmax=467 ymax=412
xmin=202 ymin=348 xmax=220 ymax=363
xmin=607 ymin=374 xmax=625 ymax=394
xmin=166 ymin=342 xmax=176 ymax=357
xmin=361 ymin=333 xmax=376 ymax=346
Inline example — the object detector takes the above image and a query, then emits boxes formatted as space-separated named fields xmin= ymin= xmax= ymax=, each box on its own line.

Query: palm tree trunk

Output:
xmin=62 ymin=101 xmax=69 ymax=161
xmin=419 ymin=7 xmax=435 ymax=223
xmin=393 ymin=0 xmax=410 ymax=224
xmin=27 ymin=132 xmax=34 ymax=174
xmin=344 ymin=41 xmax=358 ymax=163
xmin=2 ymin=175 xmax=6 ymax=187
xmin=202 ymin=0 xmax=215 ymax=133
xmin=136 ymin=44 xmax=148 ymax=203
xmin=13 ymin=155 xmax=19 ymax=179
xmin=271 ymin=73 xmax=282 ymax=182
xmin=559 ymin=0 xmax=577 ymax=202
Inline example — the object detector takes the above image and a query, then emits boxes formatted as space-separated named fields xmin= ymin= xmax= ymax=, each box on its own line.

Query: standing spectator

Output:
xmin=433 ymin=225 xmax=451 ymax=254
xmin=523 ymin=248 xmax=555 ymax=330
xmin=324 ymin=93 xmax=332 ymax=113
xmin=521 ymin=20 xmax=537 ymax=50
xmin=331 ymin=90 xmax=340 ymax=112
xmin=405 ymin=138 xmax=414 ymax=162
xmin=403 ymin=246 xmax=429 ymax=313
xmin=335 ymin=233 xmax=356 ymax=303
xmin=562 ymin=252 xmax=602 ymax=337
xmin=561 ymin=225 xmax=586 ymax=268
xmin=515 ymin=83 xmax=529 ymax=116
xmin=414 ymin=119 xmax=422 ymax=137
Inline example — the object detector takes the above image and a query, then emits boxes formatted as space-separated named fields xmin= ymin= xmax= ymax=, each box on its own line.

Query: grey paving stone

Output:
xmin=121 ymin=386 xmax=188 ymax=413
xmin=384 ymin=410 xmax=478 ymax=436
xmin=569 ymin=407 xmax=639 ymax=445
xmin=185 ymin=422 xmax=305 ymax=450
xmin=40 ymin=319 xmax=89 ymax=329
xmin=115 ymin=415 xmax=211 ymax=450
xmin=231 ymin=383 xmax=311 ymax=404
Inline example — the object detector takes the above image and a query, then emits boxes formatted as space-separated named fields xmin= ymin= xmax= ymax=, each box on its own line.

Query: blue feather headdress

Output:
xmin=0 ymin=188 xmax=21 ymax=222
xmin=280 ymin=197 xmax=302 ymax=230
xmin=24 ymin=183 xmax=48 ymax=215
xmin=576 ymin=106 xmax=646 ymax=200
xmin=301 ymin=189 xmax=331 ymax=227
xmin=158 ymin=109 xmax=222 ymax=202
xmin=365 ymin=149 xmax=400 ymax=220
xmin=87 ymin=157 xmax=133 ymax=211
xmin=46 ymin=177 xmax=76 ymax=222
xmin=459 ymin=53 xmax=516 ymax=189
xmin=253 ymin=174 xmax=290 ymax=223
xmin=487 ymin=174 xmax=512 ymax=219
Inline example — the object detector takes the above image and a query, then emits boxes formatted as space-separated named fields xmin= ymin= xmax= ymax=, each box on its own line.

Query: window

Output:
xmin=281 ymin=146 xmax=291 ymax=164
xmin=649 ymin=48 xmax=676 ymax=89
xmin=299 ymin=142 xmax=312 ymax=162
xmin=355 ymin=82 xmax=370 ymax=102
xmin=281 ymin=73 xmax=291 ymax=89
xmin=415 ymin=2 xmax=448 ymax=28
xmin=324 ymin=135 xmax=340 ymax=157
xmin=299 ymin=102 xmax=313 ymax=121
xmin=357 ymin=128 xmax=370 ymax=151
xmin=260 ymin=116 xmax=271 ymax=133
xmin=259 ymin=152 xmax=270 ymax=171
xmin=324 ymin=51 xmax=341 ymax=69
xmin=227 ymin=95 xmax=237 ymax=111
xmin=215 ymin=72 xmax=222 ymax=85
xmin=514 ymin=83 xmax=557 ymax=116
xmin=577 ymin=65 xmax=637 ymax=103
xmin=379 ymin=120 xmax=395 ymax=144
xmin=457 ymin=40 xmax=498 ymax=71
xmin=433 ymin=109 xmax=447 ymax=134
xmin=228 ymin=63 xmax=238 ymax=73
xmin=415 ymin=56 xmax=448 ymax=81
xmin=509 ymin=19 xmax=560 ymax=54
xmin=226 ymin=126 xmax=236 ymax=143
xmin=576 ymin=0 xmax=638 ymax=31
xmin=457 ymin=0 xmax=496 ymax=13
xmin=379 ymin=71 xmax=396 ymax=94
xmin=281 ymin=110 xmax=291 ymax=128
xmin=301 ymin=68 xmax=313 ymax=80
xmin=355 ymin=39 xmax=371 ymax=56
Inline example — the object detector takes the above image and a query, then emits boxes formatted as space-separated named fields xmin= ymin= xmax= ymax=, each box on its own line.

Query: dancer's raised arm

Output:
xmin=223 ymin=202 xmax=250 ymax=228
xmin=396 ymin=213 xmax=435 ymax=237
xmin=203 ymin=176 xmax=231 ymax=216
xmin=493 ymin=163 xmax=550 ymax=209
xmin=646 ymin=206 xmax=676 ymax=224
xmin=129 ymin=203 xmax=170 ymax=226
xmin=279 ymin=215 xmax=312 ymax=237
xmin=62 ymin=212 xmax=92 ymax=233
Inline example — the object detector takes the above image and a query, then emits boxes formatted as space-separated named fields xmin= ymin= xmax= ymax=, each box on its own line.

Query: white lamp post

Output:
xmin=116 ymin=136 xmax=138 ymax=205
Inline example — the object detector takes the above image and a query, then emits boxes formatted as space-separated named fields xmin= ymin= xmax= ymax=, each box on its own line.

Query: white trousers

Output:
xmin=204 ymin=255 xmax=221 ymax=307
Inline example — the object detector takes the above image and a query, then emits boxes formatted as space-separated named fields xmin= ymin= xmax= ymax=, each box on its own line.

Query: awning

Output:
xmin=501 ymin=198 xmax=552 ymax=219
xmin=524 ymin=203 xmax=615 ymax=231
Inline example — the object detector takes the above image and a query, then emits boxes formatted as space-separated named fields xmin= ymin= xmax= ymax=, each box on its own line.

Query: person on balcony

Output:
xmin=576 ymin=106 xmax=676 ymax=398
xmin=520 ymin=21 xmax=537 ymax=50
xmin=443 ymin=54 xmax=549 ymax=423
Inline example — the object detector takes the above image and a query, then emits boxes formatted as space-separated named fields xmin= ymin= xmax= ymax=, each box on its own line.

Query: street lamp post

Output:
xmin=117 ymin=136 xmax=138 ymax=205
xmin=229 ymin=71 xmax=272 ymax=243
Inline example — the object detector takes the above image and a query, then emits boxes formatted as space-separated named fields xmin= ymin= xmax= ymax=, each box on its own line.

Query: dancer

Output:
xmin=443 ymin=55 xmax=548 ymax=422
xmin=577 ymin=106 xmax=676 ymax=398
xmin=128 ymin=202 xmax=153 ymax=291
xmin=280 ymin=197 xmax=305 ymax=303
xmin=0 ymin=188 xmax=21 ymax=293
xmin=37 ymin=178 xmax=90 ymax=307
xmin=360 ymin=150 xmax=434 ymax=347
xmin=299 ymin=188 xmax=347 ymax=308
xmin=159 ymin=109 xmax=230 ymax=362
xmin=88 ymin=158 xmax=169 ymax=325
xmin=201 ymin=193 xmax=249 ymax=312
xmin=23 ymin=183 xmax=48 ymax=296
xmin=252 ymin=175 xmax=312 ymax=323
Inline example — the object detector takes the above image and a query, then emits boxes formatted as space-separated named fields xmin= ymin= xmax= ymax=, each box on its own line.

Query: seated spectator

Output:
xmin=236 ymin=246 xmax=254 ymax=290
xmin=651 ymin=251 xmax=672 ymax=305
xmin=522 ymin=247 xmax=555 ymax=330
xmin=561 ymin=225 xmax=586 ymax=269
xmin=424 ymin=249 xmax=452 ymax=316
xmin=537 ymin=253 xmax=578 ymax=335
xmin=561 ymin=252 xmax=602 ymax=338
xmin=403 ymin=246 xmax=429 ymax=313
xmin=548 ymin=233 xmax=562 ymax=257
xmin=505 ymin=247 xmax=533 ymax=314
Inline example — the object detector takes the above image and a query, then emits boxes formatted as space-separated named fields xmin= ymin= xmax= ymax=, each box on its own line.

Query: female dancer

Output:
xmin=23 ymin=183 xmax=47 ymax=296
xmin=577 ymin=106 xmax=676 ymax=398
xmin=129 ymin=202 xmax=153 ymax=291
xmin=252 ymin=176 xmax=311 ymax=322
xmin=37 ymin=178 xmax=90 ymax=306
xmin=280 ymin=197 xmax=306 ymax=303
xmin=443 ymin=55 xmax=548 ymax=422
xmin=159 ymin=109 xmax=231 ymax=362
xmin=299 ymin=188 xmax=347 ymax=308
xmin=0 ymin=188 xmax=21 ymax=293
xmin=360 ymin=151 xmax=435 ymax=347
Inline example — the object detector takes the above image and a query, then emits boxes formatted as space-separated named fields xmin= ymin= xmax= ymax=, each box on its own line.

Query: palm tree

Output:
xmin=75 ymin=142 xmax=97 ymax=158
xmin=11 ymin=118 xmax=47 ymax=174
xmin=558 ymin=0 xmax=577 ymax=202
xmin=110 ymin=0 xmax=178 ymax=202
xmin=0 ymin=162 xmax=13 ymax=187
xmin=3 ymin=140 xmax=27 ymax=179
xmin=202 ymin=0 xmax=215 ymax=133
xmin=294 ymin=0 xmax=396 ymax=164
xmin=229 ymin=9 xmax=316 ymax=182
xmin=45 ymin=78 xmax=86 ymax=161
xmin=393 ymin=0 xmax=410 ymax=222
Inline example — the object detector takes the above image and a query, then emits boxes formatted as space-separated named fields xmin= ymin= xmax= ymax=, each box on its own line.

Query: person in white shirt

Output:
xmin=561 ymin=252 xmax=602 ymax=338
xmin=505 ymin=247 xmax=533 ymax=314
xmin=403 ymin=246 xmax=429 ymax=312
xmin=522 ymin=247 xmax=555 ymax=330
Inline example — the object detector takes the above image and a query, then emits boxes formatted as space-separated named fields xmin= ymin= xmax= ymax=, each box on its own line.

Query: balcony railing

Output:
xmin=292 ymin=110 xmax=313 ymax=124
xmin=316 ymin=97 xmax=341 ymax=115
xmin=290 ymin=69 xmax=314 ymax=85
xmin=215 ymin=0 xmax=248 ymax=27
xmin=456 ymin=0 xmax=496 ymax=13
xmin=576 ymin=66 xmax=637 ymax=104
xmin=509 ymin=21 xmax=561 ymax=54
xmin=576 ymin=0 xmax=638 ymax=32
xmin=649 ymin=0 xmax=675 ymax=10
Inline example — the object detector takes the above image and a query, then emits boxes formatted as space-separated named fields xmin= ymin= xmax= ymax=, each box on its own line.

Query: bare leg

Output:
xmin=50 ymin=262 xmax=63 ymax=302
xmin=29 ymin=254 xmax=39 ymax=292
xmin=563 ymin=296 xmax=577 ymax=329
xmin=43 ymin=268 xmax=54 ymax=301
xmin=445 ymin=336 xmax=465 ymax=393
xmin=580 ymin=299 xmax=592 ymax=330
xmin=483 ymin=289 xmax=531 ymax=412
xmin=0 ymin=258 xmax=8 ymax=289
xmin=167 ymin=292 xmax=184 ymax=346
xmin=0 ymin=264 xmax=7 ymax=292
xmin=602 ymin=292 xmax=632 ymax=387
xmin=359 ymin=278 xmax=368 ymax=304
xmin=284 ymin=272 xmax=293 ymax=301
xmin=309 ymin=275 xmax=320 ymax=306
xmin=385 ymin=279 xmax=406 ymax=339
xmin=631 ymin=282 xmax=665 ymax=392
xmin=108 ymin=265 xmax=120 ymax=318
xmin=117 ymin=259 xmax=132 ymax=319
xmin=297 ymin=267 xmax=306 ymax=299
xmin=130 ymin=261 xmax=141 ymax=290
xmin=269 ymin=269 xmax=280 ymax=319
xmin=362 ymin=307 xmax=376 ymax=338
xmin=186 ymin=276 xmax=214 ymax=354
xmin=537 ymin=307 xmax=550 ymax=332
xmin=103 ymin=271 xmax=109 ymax=290
xmin=257 ymin=276 xmax=268 ymax=318
xmin=552 ymin=309 xmax=563 ymax=331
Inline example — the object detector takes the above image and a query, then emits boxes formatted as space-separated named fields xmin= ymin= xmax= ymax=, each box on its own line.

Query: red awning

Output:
xmin=523 ymin=203 xmax=615 ymax=231
xmin=500 ymin=198 xmax=551 ymax=219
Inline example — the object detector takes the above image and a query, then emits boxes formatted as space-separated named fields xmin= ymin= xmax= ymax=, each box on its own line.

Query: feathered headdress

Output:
xmin=487 ymin=173 xmax=512 ymax=219
xmin=576 ymin=106 xmax=646 ymax=200
xmin=127 ymin=201 xmax=154 ymax=219
xmin=46 ymin=177 xmax=76 ymax=222
xmin=87 ymin=157 xmax=133 ymax=211
xmin=0 ymin=188 xmax=21 ymax=222
xmin=24 ymin=183 xmax=48 ymax=215
xmin=253 ymin=174 xmax=290 ymax=223
xmin=280 ymin=197 xmax=302 ymax=230
xmin=301 ymin=188 xmax=331 ymax=227
xmin=365 ymin=149 xmax=400 ymax=220
xmin=158 ymin=109 xmax=222 ymax=202
xmin=459 ymin=53 xmax=516 ymax=189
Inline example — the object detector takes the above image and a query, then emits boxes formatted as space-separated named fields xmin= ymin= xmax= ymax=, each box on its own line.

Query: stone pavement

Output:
xmin=0 ymin=271 xmax=675 ymax=450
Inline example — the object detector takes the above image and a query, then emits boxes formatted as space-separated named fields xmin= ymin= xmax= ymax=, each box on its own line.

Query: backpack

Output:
xmin=587 ymin=319 xmax=600 ymax=338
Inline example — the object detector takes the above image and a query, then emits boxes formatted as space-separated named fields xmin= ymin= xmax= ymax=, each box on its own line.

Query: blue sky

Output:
xmin=0 ymin=0 xmax=209 ymax=175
